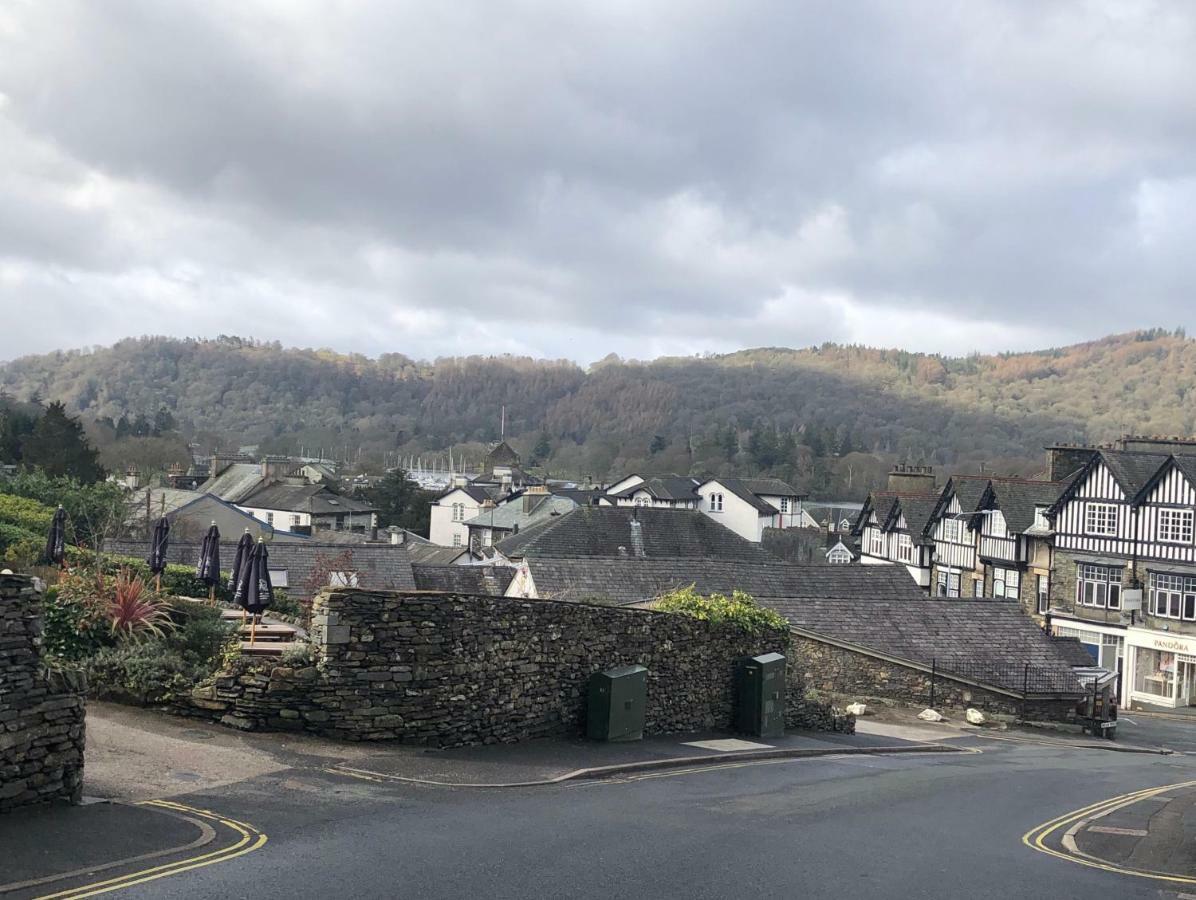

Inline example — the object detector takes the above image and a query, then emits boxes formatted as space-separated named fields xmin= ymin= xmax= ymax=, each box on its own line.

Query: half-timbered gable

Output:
xmin=927 ymin=475 xmax=989 ymax=597
xmin=1134 ymin=456 xmax=1196 ymax=566
xmin=1049 ymin=451 xmax=1164 ymax=558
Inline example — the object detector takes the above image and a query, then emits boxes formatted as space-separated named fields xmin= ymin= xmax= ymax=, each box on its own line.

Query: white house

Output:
xmin=429 ymin=484 xmax=498 ymax=547
xmin=605 ymin=475 xmax=702 ymax=509
xmin=695 ymin=477 xmax=806 ymax=543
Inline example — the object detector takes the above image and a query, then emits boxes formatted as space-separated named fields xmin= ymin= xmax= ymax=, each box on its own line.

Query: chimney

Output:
xmin=1045 ymin=445 xmax=1097 ymax=482
xmin=887 ymin=464 xmax=936 ymax=494
xmin=388 ymin=525 xmax=404 ymax=545
xmin=124 ymin=465 xmax=141 ymax=491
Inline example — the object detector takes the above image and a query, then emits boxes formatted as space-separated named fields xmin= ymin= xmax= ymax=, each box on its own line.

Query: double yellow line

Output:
xmin=1022 ymin=778 xmax=1196 ymax=885
xmin=35 ymin=800 xmax=268 ymax=900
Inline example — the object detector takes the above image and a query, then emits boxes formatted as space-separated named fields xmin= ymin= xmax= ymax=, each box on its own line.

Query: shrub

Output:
xmin=108 ymin=569 xmax=173 ymax=641
xmin=655 ymin=585 xmax=789 ymax=634
xmin=0 ymin=522 xmax=43 ymax=569
xmin=0 ymin=493 xmax=55 ymax=533
xmin=41 ymin=583 xmax=113 ymax=660
xmin=278 ymin=641 xmax=316 ymax=666
xmin=167 ymin=600 xmax=236 ymax=663
xmin=83 ymin=641 xmax=196 ymax=705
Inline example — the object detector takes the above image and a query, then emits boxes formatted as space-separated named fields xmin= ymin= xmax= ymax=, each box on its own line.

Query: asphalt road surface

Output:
xmin=85 ymin=732 xmax=1196 ymax=900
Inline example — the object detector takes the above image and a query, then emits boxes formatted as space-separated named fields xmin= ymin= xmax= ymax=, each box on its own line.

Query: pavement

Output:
xmin=5 ymin=702 xmax=1196 ymax=898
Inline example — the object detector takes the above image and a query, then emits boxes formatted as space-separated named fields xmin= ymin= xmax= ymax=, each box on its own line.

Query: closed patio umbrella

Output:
xmin=43 ymin=505 xmax=67 ymax=569
xmin=196 ymin=522 xmax=221 ymax=604
xmin=233 ymin=539 xmax=274 ymax=644
xmin=228 ymin=529 xmax=253 ymax=621
xmin=147 ymin=515 xmax=170 ymax=593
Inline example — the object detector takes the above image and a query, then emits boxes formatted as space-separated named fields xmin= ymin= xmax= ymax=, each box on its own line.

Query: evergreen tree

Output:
xmin=152 ymin=405 xmax=176 ymax=436
xmin=115 ymin=414 xmax=131 ymax=439
xmin=0 ymin=406 xmax=37 ymax=463
xmin=131 ymin=413 xmax=151 ymax=438
xmin=20 ymin=402 xmax=105 ymax=482
xmin=531 ymin=430 xmax=552 ymax=465
xmin=366 ymin=469 xmax=435 ymax=536
xmin=648 ymin=434 xmax=667 ymax=455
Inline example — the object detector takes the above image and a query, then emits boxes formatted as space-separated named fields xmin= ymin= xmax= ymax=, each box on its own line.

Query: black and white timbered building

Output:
xmin=1046 ymin=448 xmax=1196 ymax=709
xmin=854 ymin=491 xmax=938 ymax=589
xmin=928 ymin=475 xmax=990 ymax=598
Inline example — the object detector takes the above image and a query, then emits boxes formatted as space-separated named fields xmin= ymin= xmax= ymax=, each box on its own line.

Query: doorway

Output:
xmin=1179 ymin=658 xmax=1196 ymax=706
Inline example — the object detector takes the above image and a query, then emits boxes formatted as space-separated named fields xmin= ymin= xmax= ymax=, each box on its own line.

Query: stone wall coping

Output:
xmin=786 ymin=624 xmax=1082 ymax=701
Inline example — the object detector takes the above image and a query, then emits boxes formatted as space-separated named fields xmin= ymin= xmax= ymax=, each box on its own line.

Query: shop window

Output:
xmin=1134 ymin=648 xmax=1176 ymax=698
xmin=1077 ymin=564 xmax=1122 ymax=609
xmin=1149 ymin=572 xmax=1196 ymax=620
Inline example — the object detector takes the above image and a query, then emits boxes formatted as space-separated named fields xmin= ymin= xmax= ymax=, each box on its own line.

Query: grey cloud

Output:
xmin=1 ymin=1 xmax=1195 ymax=363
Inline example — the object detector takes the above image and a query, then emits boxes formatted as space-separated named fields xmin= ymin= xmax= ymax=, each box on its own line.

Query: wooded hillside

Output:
xmin=0 ymin=330 xmax=1189 ymax=497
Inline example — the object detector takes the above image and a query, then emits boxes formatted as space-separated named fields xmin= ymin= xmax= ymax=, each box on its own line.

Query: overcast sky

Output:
xmin=1 ymin=1 xmax=1194 ymax=365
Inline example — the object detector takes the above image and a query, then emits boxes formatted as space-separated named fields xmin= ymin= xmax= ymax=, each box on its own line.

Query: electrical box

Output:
xmin=736 ymin=653 xmax=786 ymax=738
xmin=587 ymin=665 xmax=648 ymax=741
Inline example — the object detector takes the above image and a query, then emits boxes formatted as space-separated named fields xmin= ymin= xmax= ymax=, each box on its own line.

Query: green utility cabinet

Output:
xmin=587 ymin=665 xmax=648 ymax=741
xmin=736 ymin=653 xmax=786 ymax=738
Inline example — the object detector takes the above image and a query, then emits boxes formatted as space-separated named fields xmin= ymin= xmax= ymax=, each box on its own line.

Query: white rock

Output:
xmin=917 ymin=708 xmax=944 ymax=722
xmin=965 ymin=708 xmax=986 ymax=725
xmin=845 ymin=702 xmax=867 ymax=716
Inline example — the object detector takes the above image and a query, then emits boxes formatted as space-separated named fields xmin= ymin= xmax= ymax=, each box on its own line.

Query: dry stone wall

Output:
xmin=0 ymin=574 xmax=86 ymax=812
xmin=185 ymin=589 xmax=803 ymax=746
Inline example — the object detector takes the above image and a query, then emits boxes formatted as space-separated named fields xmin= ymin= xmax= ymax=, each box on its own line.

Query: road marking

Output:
xmin=682 ymin=738 xmax=775 ymax=752
xmin=1022 ymin=779 xmax=1196 ymax=885
xmin=34 ymin=800 xmax=267 ymax=899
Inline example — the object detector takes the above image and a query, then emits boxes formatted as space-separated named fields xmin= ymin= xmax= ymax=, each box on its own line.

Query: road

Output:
xmin=78 ymin=731 xmax=1191 ymax=900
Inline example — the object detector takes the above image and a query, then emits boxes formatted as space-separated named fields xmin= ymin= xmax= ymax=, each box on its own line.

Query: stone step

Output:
xmin=237 ymin=624 xmax=297 ymax=642
xmin=238 ymin=640 xmax=300 ymax=657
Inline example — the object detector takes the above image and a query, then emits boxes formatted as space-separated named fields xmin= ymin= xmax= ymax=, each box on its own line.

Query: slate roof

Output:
xmin=440 ymin=484 xmax=501 ymax=503
xmin=200 ymin=462 xmax=266 ymax=503
xmin=760 ymin=597 xmax=1084 ymax=695
xmin=411 ymin=564 xmax=516 ymax=596
xmin=494 ymin=507 xmax=771 ymax=561
xmin=707 ymin=477 xmax=778 ymax=514
xmin=239 ymin=482 xmax=376 ymax=516
xmin=462 ymin=495 xmax=577 ymax=531
xmin=406 ymin=543 xmax=470 ymax=565
xmin=607 ymin=475 xmax=700 ymax=501
xmin=740 ymin=477 xmax=805 ymax=498
xmin=524 ymin=557 xmax=927 ymax=606
xmin=983 ymin=477 xmax=1067 ymax=534
xmin=104 ymin=539 xmax=416 ymax=600
xmin=1099 ymin=450 xmax=1170 ymax=499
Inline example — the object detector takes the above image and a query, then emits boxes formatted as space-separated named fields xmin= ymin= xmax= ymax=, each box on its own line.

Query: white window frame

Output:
xmin=290 ymin=513 xmax=302 ymax=527
xmin=941 ymin=517 xmax=964 ymax=544
xmin=451 ymin=502 xmax=465 ymax=523
xmin=265 ymin=511 xmax=274 ymax=526
xmin=1033 ymin=506 xmax=1050 ymax=531
xmin=1037 ymin=574 xmax=1049 ymax=614
xmin=452 ymin=533 xmax=462 ymax=547
xmin=1158 ymin=508 xmax=1195 ymax=545
xmin=709 ymin=493 xmax=724 ymax=512
xmin=896 ymin=533 xmax=914 ymax=564
xmin=1077 ymin=563 xmax=1122 ymax=609
xmin=1084 ymin=502 xmax=1119 ymax=537
xmin=936 ymin=569 xmax=960 ymax=598
xmin=780 ymin=497 xmax=789 ymax=513
xmin=869 ymin=528 xmax=884 ymax=557
xmin=993 ymin=567 xmax=1020 ymax=600
xmin=1149 ymin=572 xmax=1196 ymax=621
xmin=987 ymin=510 xmax=1008 ymax=538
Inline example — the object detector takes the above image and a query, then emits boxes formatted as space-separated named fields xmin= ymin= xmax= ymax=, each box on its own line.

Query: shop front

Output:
xmin=1050 ymin=618 xmax=1125 ymax=698
xmin=1125 ymin=628 xmax=1196 ymax=709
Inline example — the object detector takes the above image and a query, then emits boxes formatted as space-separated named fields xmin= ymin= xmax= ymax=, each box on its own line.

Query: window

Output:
xmin=1077 ymin=564 xmax=1122 ymax=609
xmin=452 ymin=533 xmax=462 ymax=547
xmin=936 ymin=570 xmax=960 ymax=598
xmin=709 ymin=493 xmax=724 ymax=512
xmin=869 ymin=528 xmax=884 ymax=556
xmin=987 ymin=510 xmax=1008 ymax=538
xmin=265 ymin=512 xmax=274 ymax=526
xmin=634 ymin=496 xmax=648 ymax=507
xmin=993 ymin=567 xmax=1020 ymax=600
xmin=1158 ymin=508 xmax=1195 ymax=544
xmin=451 ymin=503 xmax=465 ymax=522
xmin=1033 ymin=506 xmax=1050 ymax=531
xmin=1037 ymin=574 xmax=1049 ymax=614
xmin=1149 ymin=572 xmax=1196 ymax=620
xmin=1085 ymin=502 xmax=1119 ymax=536
xmin=896 ymin=533 xmax=914 ymax=564
xmin=780 ymin=497 xmax=789 ymax=514
xmin=973 ymin=578 xmax=984 ymax=598
xmin=290 ymin=514 xmax=301 ymax=527
xmin=941 ymin=518 xmax=963 ymax=543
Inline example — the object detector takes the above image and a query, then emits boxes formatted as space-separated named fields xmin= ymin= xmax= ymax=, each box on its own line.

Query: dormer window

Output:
xmin=1033 ymin=506 xmax=1049 ymax=530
